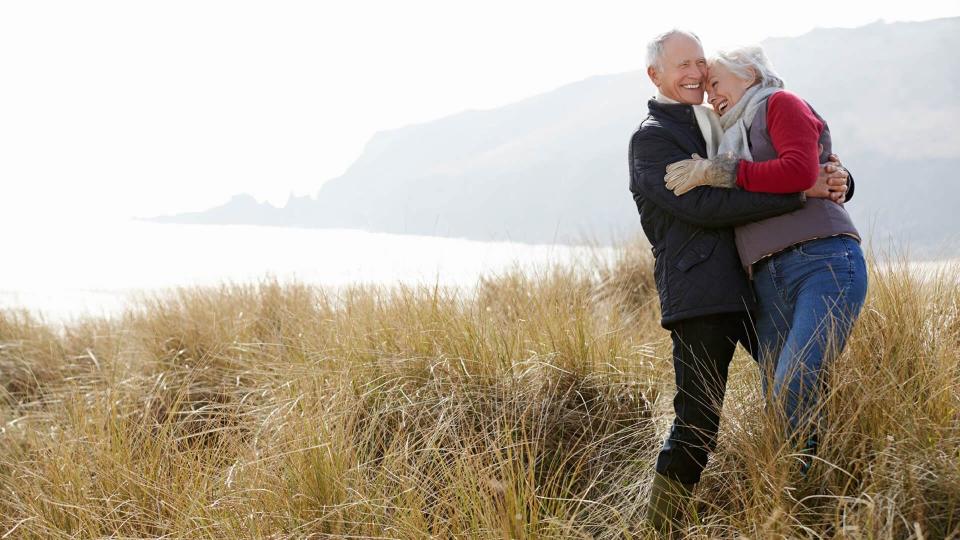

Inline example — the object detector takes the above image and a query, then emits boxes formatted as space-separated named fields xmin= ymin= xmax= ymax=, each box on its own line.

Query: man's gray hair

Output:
xmin=646 ymin=29 xmax=702 ymax=71
xmin=710 ymin=45 xmax=785 ymax=89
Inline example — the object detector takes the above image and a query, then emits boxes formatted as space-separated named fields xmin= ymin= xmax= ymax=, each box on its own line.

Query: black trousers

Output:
xmin=655 ymin=312 xmax=759 ymax=485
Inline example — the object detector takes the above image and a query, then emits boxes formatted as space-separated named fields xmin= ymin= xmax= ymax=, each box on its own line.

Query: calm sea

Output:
xmin=0 ymin=220 xmax=614 ymax=322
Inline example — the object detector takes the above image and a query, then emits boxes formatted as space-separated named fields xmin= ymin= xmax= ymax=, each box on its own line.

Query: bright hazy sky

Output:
xmin=2 ymin=0 xmax=958 ymax=227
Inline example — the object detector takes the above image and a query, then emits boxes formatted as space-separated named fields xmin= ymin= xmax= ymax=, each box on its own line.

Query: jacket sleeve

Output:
xmin=629 ymin=127 xmax=805 ymax=229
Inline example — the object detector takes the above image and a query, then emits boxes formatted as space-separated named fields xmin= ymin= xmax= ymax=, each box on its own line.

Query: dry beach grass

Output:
xmin=0 ymin=240 xmax=957 ymax=539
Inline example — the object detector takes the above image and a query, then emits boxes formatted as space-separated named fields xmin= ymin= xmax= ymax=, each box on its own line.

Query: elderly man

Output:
xmin=628 ymin=29 xmax=850 ymax=534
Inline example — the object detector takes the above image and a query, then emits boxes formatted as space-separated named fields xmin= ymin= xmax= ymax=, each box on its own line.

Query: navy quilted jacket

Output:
xmin=628 ymin=99 xmax=806 ymax=328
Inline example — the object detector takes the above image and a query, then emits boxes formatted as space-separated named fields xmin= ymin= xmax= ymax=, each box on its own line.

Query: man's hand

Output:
xmin=805 ymin=153 xmax=848 ymax=203
xmin=826 ymin=154 xmax=849 ymax=202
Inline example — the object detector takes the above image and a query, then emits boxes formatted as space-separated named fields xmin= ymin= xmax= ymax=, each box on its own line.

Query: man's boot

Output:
xmin=646 ymin=472 xmax=695 ymax=536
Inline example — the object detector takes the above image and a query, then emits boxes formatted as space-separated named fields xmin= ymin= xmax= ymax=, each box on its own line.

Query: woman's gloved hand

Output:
xmin=664 ymin=153 xmax=740 ymax=195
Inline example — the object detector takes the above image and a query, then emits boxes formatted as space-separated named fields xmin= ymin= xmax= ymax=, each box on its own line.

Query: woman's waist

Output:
xmin=735 ymin=199 xmax=860 ymax=272
xmin=760 ymin=233 xmax=862 ymax=263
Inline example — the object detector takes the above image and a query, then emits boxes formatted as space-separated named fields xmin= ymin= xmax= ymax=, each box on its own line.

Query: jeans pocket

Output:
xmin=796 ymin=237 xmax=850 ymax=261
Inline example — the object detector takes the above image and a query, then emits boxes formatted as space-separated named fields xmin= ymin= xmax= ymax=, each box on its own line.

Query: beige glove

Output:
xmin=664 ymin=153 xmax=740 ymax=195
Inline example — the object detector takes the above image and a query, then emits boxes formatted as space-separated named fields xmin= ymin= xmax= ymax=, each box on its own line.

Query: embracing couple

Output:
xmin=628 ymin=30 xmax=868 ymax=534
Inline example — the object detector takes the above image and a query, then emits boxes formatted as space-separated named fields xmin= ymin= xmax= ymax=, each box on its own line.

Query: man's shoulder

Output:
xmin=631 ymin=114 xmax=681 ymax=150
xmin=632 ymin=114 xmax=666 ymax=138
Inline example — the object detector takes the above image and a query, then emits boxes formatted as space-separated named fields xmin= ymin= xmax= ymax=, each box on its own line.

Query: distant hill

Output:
xmin=150 ymin=17 xmax=960 ymax=257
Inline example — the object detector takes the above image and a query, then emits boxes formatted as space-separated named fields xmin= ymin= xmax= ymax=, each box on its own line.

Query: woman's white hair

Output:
xmin=646 ymin=29 xmax=701 ymax=71
xmin=710 ymin=46 xmax=785 ymax=89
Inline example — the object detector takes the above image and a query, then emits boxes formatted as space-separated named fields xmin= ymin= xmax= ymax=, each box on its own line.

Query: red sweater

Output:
xmin=735 ymin=90 xmax=823 ymax=193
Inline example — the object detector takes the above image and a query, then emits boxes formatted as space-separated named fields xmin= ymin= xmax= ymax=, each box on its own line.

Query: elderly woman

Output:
xmin=663 ymin=46 xmax=868 ymax=466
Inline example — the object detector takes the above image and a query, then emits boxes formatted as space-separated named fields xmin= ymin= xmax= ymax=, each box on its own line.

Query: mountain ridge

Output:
xmin=148 ymin=17 xmax=960 ymax=257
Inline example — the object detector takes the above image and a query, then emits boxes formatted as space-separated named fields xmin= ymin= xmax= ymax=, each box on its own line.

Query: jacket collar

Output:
xmin=647 ymin=98 xmax=698 ymax=125
xmin=646 ymin=98 xmax=706 ymax=154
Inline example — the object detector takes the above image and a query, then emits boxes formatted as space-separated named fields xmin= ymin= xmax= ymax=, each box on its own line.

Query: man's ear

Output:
xmin=647 ymin=65 xmax=661 ymax=88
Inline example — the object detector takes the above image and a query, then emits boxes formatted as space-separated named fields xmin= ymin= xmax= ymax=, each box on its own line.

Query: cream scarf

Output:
xmin=655 ymin=92 xmax=724 ymax=158
xmin=716 ymin=85 xmax=781 ymax=160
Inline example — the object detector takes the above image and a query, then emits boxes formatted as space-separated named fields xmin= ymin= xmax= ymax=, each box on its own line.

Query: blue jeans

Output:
xmin=752 ymin=235 xmax=868 ymax=438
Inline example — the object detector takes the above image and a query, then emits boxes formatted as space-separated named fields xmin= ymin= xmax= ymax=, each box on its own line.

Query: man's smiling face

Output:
xmin=647 ymin=34 xmax=707 ymax=104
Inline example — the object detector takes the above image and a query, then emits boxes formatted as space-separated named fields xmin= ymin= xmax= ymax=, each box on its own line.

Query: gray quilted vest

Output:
xmin=733 ymin=91 xmax=860 ymax=275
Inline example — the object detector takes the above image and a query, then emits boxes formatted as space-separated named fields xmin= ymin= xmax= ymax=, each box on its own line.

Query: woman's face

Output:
xmin=706 ymin=62 xmax=755 ymax=116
